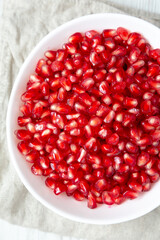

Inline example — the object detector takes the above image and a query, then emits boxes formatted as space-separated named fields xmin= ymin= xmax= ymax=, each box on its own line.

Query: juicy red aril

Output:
xmin=16 ymin=27 xmax=160 ymax=209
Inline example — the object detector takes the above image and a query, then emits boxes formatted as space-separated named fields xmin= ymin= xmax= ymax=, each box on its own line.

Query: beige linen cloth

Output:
xmin=1 ymin=0 xmax=160 ymax=239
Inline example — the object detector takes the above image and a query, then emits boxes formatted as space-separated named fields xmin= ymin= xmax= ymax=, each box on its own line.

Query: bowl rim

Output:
xmin=6 ymin=12 xmax=160 ymax=225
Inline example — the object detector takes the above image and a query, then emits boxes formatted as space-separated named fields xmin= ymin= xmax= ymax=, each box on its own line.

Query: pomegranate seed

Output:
xmin=73 ymin=191 xmax=85 ymax=201
xmin=147 ymin=64 xmax=160 ymax=77
xmin=137 ymin=152 xmax=150 ymax=167
xmin=95 ymin=179 xmax=107 ymax=191
xmin=51 ymin=148 xmax=62 ymax=162
xmin=54 ymin=182 xmax=66 ymax=195
xmin=108 ymin=186 xmax=120 ymax=198
xmin=143 ymin=182 xmax=151 ymax=191
xmin=45 ymin=177 xmax=56 ymax=189
xmin=87 ymin=192 xmax=97 ymax=209
xmin=81 ymin=78 xmax=95 ymax=90
xmin=77 ymin=148 xmax=86 ymax=163
xmin=50 ymin=103 xmax=71 ymax=114
xmin=70 ymin=128 xmax=81 ymax=136
xmin=38 ymin=156 xmax=49 ymax=169
xmin=104 ymin=38 xmax=115 ymax=49
xmin=79 ymin=180 xmax=89 ymax=196
xmin=51 ymin=61 xmax=64 ymax=72
xmin=117 ymin=27 xmax=129 ymax=40
xmin=102 ymin=29 xmax=117 ymax=38
xmin=18 ymin=116 xmax=31 ymax=126
xmin=128 ymin=180 xmax=142 ymax=192
xmin=69 ymin=32 xmax=82 ymax=44
xmin=99 ymin=81 xmax=110 ymax=94
xmin=79 ymin=93 xmax=92 ymax=106
xmin=25 ymin=150 xmax=38 ymax=163
xmin=124 ymin=97 xmax=138 ymax=108
xmin=123 ymin=153 xmax=136 ymax=166
xmin=107 ymin=133 xmax=119 ymax=145
xmin=45 ymin=50 xmax=56 ymax=61
xmin=112 ymin=46 xmax=126 ymax=57
xmin=29 ymin=139 xmax=43 ymax=151
xmin=102 ymin=191 xmax=114 ymax=205
xmin=117 ymin=164 xmax=129 ymax=174
xmin=16 ymin=28 xmax=160 ymax=209
xmin=60 ymin=77 xmax=71 ymax=91
xmin=66 ymin=183 xmax=78 ymax=195
xmin=123 ymin=190 xmax=138 ymax=199
xmin=113 ymin=174 xmax=126 ymax=183
xmin=89 ymin=116 xmax=102 ymax=127
xmin=18 ymin=141 xmax=31 ymax=155
xmin=141 ymin=100 xmax=152 ymax=114
xmin=150 ymin=174 xmax=159 ymax=183
xmin=31 ymin=164 xmax=43 ymax=176
xmin=127 ymin=32 xmax=141 ymax=45
xmin=129 ymin=47 xmax=141 ymax=64
xmin=15 ymin=130 xmax=32 ymax=141
xmin=104 ymin=110 xmax=115 ymax=123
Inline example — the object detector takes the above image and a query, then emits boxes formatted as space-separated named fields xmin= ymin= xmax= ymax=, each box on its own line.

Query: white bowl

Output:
xmin=6 ymin=13 xmax=160 ymax=225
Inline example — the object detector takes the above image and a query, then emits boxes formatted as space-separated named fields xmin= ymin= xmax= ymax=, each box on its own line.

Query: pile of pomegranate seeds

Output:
xmin=16 ymin=27 xmax=160 ymax=209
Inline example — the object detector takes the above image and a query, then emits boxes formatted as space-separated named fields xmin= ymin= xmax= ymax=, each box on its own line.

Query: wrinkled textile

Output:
xmin=1 ymin=0 xmax=160 ymax=239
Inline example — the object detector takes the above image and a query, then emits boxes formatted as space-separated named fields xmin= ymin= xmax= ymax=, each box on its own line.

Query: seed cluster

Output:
xmin=16 ymin=27 xmax=160 ymax=208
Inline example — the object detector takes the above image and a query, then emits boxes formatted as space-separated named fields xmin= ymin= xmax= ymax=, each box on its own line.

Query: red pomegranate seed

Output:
xmin=107 ymin=133 xmax=119 ymax=145
xmin=44 ymin=50 xmax=56 ymax=61
xmin=54 ymin=182 xmax=66 ymax=195
xmin=117 ymin=27 xmax=129 ymax=40
xmin=89 ymin=116 xmax=102 ymax=127
xmin=79 ymin=180 xmax=89 ymax=196
xmin=29 ymin=139 xmax=43 ymax=151
xmin=102 ymin=191 xmax=114 ymax=205
xmin=81 ymin=78 xmax=95 ymax=90
xmin=102 ymin=29 xmax=117 ymax=38
xmin=18 ymin=116 xmax=31 ymax=126
xmin=31 ymin=164 xmax=43 ymax=176
xmin=124 ymin=97 xmax=138 ymax=108
xmin=51 ymin=61 xmax=64 ymax=72
xmin=95 ymin=179 xmax=107 ymax=191
xmin=45 ymin=177 xmax=56 ymax=189
xmin=69 ymin=32 xmax=82 ymax=44
xmin=73 ymin=191 xmax=85 ymax=201
xmin=16 ymin=28 xmax=160 ymax=209
xmin=123 ymin=153 xmax=136 ymax=166
xmin=126 ymin=142 xmax=138 ymax=153
xmin=147 ymin=64 xmax=160 ymax=77
xmin=123 ymin=190 xmax=138 ymax=199
xmin=143 ymin=182 xmax=151 ymax=191
xmin=15 ymin=130 xmax=32 ymax=141
xmin=117 ymin=164 xmax=129 ymax=174
xmin=18 ymin=141 xmax=31 ymax=155
xmin=104 ymin=38 xmax=115 ymax=49
xmin=128 ymin=180 xmax=142 ymax=192
xmin=104 ymin=110 xmax=115 ymax=123
xmin=87 ymin=192 xmax=97 ymax=209
xmin=50 ymin=103 xmax=71 ymax=114
xmin=38 ymin=156 xmax=49 ymax=169
xmin=150 ymin=174 xmax=159 ymax=183
xmin=137 ymin=152 xmax=150 ymax=167
xmin=66 ymin=183 xmax=78 ymax=195
xmin=79 ymin=93 xmax=92 ymax=106
xmin=108 ymin=186 xmax=120 ymax=198
xmin=25 ymin=150 xmax=38 ymax=163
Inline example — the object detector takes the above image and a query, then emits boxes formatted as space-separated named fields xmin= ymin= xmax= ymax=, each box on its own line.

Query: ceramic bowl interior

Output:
xmin=6 ymin=13 xmax=160 ymax=224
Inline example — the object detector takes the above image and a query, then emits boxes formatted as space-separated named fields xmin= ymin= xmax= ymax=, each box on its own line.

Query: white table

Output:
xmin=0 ymin=0 xmax=160 ymax=239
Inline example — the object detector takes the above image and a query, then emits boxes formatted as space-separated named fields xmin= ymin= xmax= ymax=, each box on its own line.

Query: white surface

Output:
xmin=0 ymin=219 xmax=83 ymax=240
xmin=6 ymin=13 xmax=160 ymax=225
xmin=1 ymin=0 xmax=160 ymax=240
